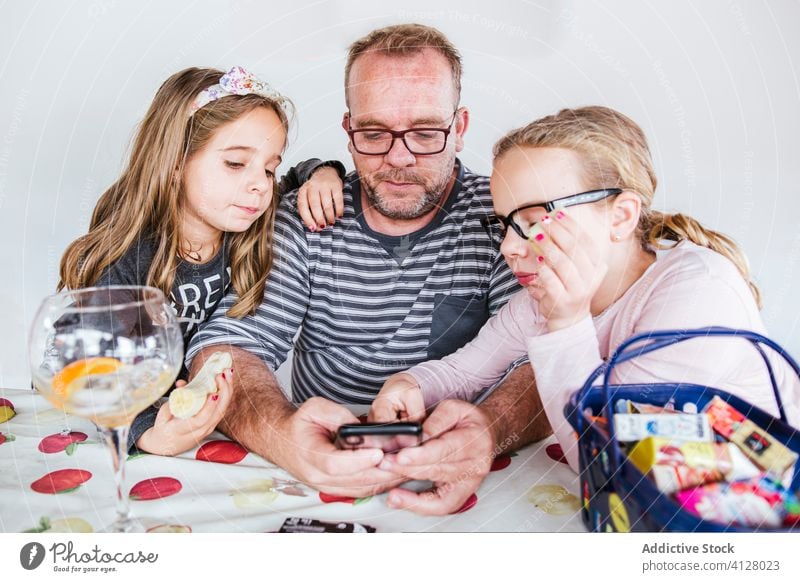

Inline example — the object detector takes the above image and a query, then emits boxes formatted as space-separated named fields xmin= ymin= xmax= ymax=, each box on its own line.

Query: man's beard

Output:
xmin=360 ymin=163 xmax=454 ymax=220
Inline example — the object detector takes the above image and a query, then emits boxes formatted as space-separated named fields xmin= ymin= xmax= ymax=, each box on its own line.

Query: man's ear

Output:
xmin=342 ymin=112 xmax=354 ymax=155
xmin=609 ymin=190 xmax=641 ymax=239
xmin=454 ymin=106 xmax=469 ymax=153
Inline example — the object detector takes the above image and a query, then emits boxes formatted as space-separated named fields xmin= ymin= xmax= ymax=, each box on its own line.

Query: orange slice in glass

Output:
xmin=51 ymin=357 xmax=123 ymax=397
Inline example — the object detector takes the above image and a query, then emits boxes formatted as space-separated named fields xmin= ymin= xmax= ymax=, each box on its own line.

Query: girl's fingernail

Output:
xmin=535 ymin=233 xmax=545 ymax=241
xmin=556 ymin=211 xmax=565 ymax=220
xmin=541 ymin=215 xmax=552 ymax=224
xmin=211 ymin=394 xmax=219 ymax=401
xmin=318 ymin=223 xmax=325 ymax=229
xmin=537 ymin=255 xmax=545 ymax=263
xmin=309 ymin=225 xmax=316 ymax=232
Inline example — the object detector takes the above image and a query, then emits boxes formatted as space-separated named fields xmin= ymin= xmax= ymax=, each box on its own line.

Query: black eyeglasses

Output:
xmin=345 ymin=111 xmax=458 ymax=156
xmin=481 ymin=188 xmax=622 ymax=240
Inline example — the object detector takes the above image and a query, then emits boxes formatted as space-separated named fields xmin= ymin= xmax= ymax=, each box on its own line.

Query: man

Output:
xmin=187 ymin=24 xmax=550 ymax=514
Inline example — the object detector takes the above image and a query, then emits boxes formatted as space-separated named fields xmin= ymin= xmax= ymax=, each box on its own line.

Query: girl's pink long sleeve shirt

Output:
xmin=408 ymin=241 xmax=800 ymax=471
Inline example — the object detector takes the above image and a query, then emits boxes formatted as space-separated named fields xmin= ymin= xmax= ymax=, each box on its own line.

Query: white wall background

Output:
xmin=1 ymin=0 xmax=799 ymax=389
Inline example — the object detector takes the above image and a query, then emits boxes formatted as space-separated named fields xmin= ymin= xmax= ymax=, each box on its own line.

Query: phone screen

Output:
xmin=335 ymin=423 xmax=423 ymax=453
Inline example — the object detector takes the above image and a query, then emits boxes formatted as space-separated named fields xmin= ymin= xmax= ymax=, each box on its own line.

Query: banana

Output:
xmin=168 ymin=352 xmax=232 ymax=419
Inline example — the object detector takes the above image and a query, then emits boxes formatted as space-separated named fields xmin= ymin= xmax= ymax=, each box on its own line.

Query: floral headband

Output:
xmin=189 ymin=66 xmax=290 ymax=116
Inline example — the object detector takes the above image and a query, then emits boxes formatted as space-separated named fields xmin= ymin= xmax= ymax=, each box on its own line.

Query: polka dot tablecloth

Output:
xmin=0 ymin=388 xmax=586 ymax=533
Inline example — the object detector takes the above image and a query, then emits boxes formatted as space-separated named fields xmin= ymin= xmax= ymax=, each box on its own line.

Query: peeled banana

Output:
xmin=168 ymin=352 xmax=232 ymax=419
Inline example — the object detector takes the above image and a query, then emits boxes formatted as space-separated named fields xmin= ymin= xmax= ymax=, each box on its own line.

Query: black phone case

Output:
xmin=334 ymin=423 xmax=423 ymax=452
xmin=336 ymin=422 xmax=422 ymax=437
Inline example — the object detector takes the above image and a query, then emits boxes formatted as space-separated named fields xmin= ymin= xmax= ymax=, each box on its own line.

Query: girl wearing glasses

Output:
xmin=370 ymin=105 xmax=799 ymax=470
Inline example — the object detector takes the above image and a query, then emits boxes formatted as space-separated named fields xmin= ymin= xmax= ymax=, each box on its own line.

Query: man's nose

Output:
xmin=383 ymin=136 xmax=416 ymax=167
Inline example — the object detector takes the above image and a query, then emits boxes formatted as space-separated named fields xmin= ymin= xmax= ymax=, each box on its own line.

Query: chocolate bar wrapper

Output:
xmin=704 ymin=396 xmax=798 ymax=476
xmin=279 ymin=517 xmax=376 ymax=533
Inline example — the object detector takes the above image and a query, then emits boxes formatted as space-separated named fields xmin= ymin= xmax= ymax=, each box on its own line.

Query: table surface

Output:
xmin=0 ymin=387 xmax=586 ymax=533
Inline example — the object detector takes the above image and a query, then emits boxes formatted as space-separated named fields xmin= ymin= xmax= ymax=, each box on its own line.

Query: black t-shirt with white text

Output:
xmin=97 ymin=234 xmax=232 ymax=349
xmin=98 ymin=157 xmax=345 ymax=451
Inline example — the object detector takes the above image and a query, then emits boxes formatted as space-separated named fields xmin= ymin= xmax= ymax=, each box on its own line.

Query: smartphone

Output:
xmin=335 ymin=422 xmax=423 ymax=453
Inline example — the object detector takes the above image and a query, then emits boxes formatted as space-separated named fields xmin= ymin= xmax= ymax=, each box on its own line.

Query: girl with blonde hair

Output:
xmin=59 ymin=66 xmax=340 ymax=455
xmin=371 ymin=105 xmax=799 ymax=471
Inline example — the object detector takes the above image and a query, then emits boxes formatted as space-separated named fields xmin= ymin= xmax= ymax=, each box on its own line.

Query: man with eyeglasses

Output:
xmin=186 ymin=23 xmax=551 ymax=514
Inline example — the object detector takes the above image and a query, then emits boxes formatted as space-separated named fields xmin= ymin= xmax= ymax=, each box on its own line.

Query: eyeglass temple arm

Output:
xmin=546 ymin=189 xmax=620 ymax=212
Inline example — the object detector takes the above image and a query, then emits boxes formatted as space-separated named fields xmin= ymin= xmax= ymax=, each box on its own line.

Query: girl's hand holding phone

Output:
xmin=369 ymin=373 xmax=426 ymax=424
xmin=527 ymin=210 xmax=608 ymax=333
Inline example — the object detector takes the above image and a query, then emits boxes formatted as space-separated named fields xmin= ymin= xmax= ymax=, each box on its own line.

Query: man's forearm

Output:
xmin=479 ymin=363 xmax=552 ymax=454
xmin=190 ymin=345 xmax=295 ymax=463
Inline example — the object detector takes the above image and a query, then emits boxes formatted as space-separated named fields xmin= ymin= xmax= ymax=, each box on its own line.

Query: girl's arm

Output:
xmin=405 ymin=291 xmax=533 ymax=409
xmin=527 ymin=251 xmax=778 ymax=472
xmin=277 ymin=159 xmax=346 ymax=195
xmin=526 ymin=315 xmax=602 ymax=472
xmin=128 ymin=406 xmax=159 ymax=454
xmin=279 ymin=159 xmax=347 ymax=231
xmin=91 ymin=240 xmax=154 ymax=452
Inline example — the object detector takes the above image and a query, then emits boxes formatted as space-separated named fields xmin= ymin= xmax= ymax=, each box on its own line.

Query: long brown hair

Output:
xmin=58 ymin=67 xmax=292 ymax=317
xmin=493 ymin=105 xmax=762 ymax=308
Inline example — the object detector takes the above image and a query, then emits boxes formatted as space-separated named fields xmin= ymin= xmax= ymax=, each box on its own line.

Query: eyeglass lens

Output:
xmin=352 ymin=129 xmax=448 ymax=155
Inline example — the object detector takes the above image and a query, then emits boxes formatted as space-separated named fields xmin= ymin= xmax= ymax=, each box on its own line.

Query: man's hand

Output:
xmin=193 ymin=347 xmax=402 ymax=497
xmin=378 ymin=399 xmax=498 ymax=515
xmin=270 ymin=397 xmax=407 ymax=498
xmin=376 ymin=365 xmax=551 ymax=515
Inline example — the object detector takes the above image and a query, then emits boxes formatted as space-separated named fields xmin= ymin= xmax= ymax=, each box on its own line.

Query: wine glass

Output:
xmin=28 ymin=286 xmax=183 ymax=532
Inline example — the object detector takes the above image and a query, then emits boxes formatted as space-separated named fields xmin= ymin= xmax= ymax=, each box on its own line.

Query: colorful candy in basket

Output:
xmin=567 ymin=327 xmax=800 ymax=532
xmin=617 ymin=397 xmax=800 ymax=528
xmin=676 ymin=476 xmax=800 ymax=528
xmin=705 ymin=396 xmax=798 ymax=476
xmin=627 ymin=437 xmax=760 ymax=494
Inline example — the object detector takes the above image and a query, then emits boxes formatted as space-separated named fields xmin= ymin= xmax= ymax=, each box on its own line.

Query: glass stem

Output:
xmin=99 ymin=424 xmax=131 ymax=532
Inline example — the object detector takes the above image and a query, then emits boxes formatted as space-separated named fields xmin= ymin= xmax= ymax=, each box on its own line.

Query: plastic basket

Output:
xmin=564 ymin=327 xmax=800 ymax=532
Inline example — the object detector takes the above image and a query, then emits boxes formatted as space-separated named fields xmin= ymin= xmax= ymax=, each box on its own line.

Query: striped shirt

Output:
xmin=187 ymin=160 xmax=520 ymax=404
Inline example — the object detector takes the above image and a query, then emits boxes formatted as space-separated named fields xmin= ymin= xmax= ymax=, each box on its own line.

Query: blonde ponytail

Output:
xmin=643 ymin=210 xmax=762 ymax=308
